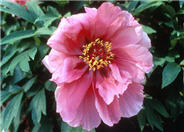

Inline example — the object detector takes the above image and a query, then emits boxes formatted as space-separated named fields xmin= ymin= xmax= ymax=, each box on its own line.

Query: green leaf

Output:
xmin=0 ymin=90 xmax=11 ymax=106
xmin=137 ymin=110 xmax=146 ymax=132
xmin=183 ymin=69 xmax=184 ymax=85
xmin=35 ymin=27 xmax=55 ymax=35
xmin=34 ymin=15 xmax=59 ymax=27
xmin=162 ymin=62 xmax=181 ymax=88
xmin=145 ymin=105 xmax=163 ymax=131
xmin=44 ymin=80 xmax=56 ymax=92
xmin=13 ymin=103 xmax=23 ymax=132
xmin=64 ymin=12 xmax=71 ymax=17
xmin=142 ymin=25 xmax=156 ymax=34
xmin=30 ymin=89 xmax=46 ymax=124
xmin=0 ymin=46 xmax=17 ymax=67
xmin=26 ymin=1 xmax=44 ymax=17
xmin=32 ymin=117 xmax=53 ymax=132
xmin=2 ymin=92 xmax=23 ymax=132
xmin=1 ymin=30 xmax=36 ymax=45
xmin=23 ymin=77 xmax=37 ymax=92
xmin=148 ymin=99 xmax=169 ymax=118
xmin=0 ymin=1 xmax=36 ymax=23
xmin=19 ymin=60 xmax=30 ymax=72
xmin=61 ymin=122 xmax=96 ymax=132
xmin=134 ymin=1 xmax=163 ymax=15
xmin=12 ymin=66 xmax=26 ymax=83
xmin=8 ymin=48 xmax=37 ymax=74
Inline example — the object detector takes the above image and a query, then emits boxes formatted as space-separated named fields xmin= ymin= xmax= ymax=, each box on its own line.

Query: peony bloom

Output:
xmin=8 ymin=0 xmax=29 ymax=6
xmin=42 ymin=2 xmax=153 ymax=131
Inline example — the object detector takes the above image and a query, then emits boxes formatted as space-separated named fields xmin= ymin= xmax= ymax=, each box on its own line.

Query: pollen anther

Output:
xmin=79 ymin=38 xmax=114 ymax=71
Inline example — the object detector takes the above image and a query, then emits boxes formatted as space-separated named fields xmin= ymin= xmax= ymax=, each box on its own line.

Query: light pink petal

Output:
xmin=138 ymin=32 xmax=151 ymax=49
xmin=119 ymin=83 xmax=144 ymax=117
xmin=68 ymin=88 xmax=101 ymax=131
xmin=115 ymin=58 xmax=145 ymax=83
xmin=106 ymin=10 xmax=139 ymax=40
xmin=95 ymin=90 xmax=121 ymax=126
xmin=96 ymin=64 xmax=131 ymax=105
xmin=42 ymin=49 xmax=65 ymax=73
xmin=111 ymin=25 xmax=143 ymax=49
xmin=94 ymin=2 xmax=122 ymax=38
xmin=51 ymin=56 xmax=87 ymax=84
xmin=55 ymin=72 xmax=93 ymax=122
xmin=114 ymin=44 xmax=153 ymax=73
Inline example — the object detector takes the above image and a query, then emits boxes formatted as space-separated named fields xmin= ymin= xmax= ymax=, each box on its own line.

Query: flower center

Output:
xmin=79 ymin=38 xmax=114 ymax=71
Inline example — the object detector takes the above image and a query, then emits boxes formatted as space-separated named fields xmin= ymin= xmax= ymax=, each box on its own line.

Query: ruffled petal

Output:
xmin=94 ymin=2 xmax=122 ymax=38
xmin=111 ymin=25 xmax=143 ymax=49
xmin=68 ymin=87 xmax=101 ymax=131
xmin=95 ymin=90 xmax=121 ymax=126
xmin=138 ymin=32 xmax=151 ymax=49
xmin=119 ymin=83 xmax=144 ymax=117
xmin=42 ymin=49 xmax=65 ymax=73
xmin=55 ymin=72 xmax=93 ymax=122
xmin=47 ymin=13 xmax=92 ymax=55
xmin=95 ymin=64 xmax=131 ymax=105
xmin=114 ymin=44 xmax=153 ymax=73
xmin=51 ymin=56 xmax=87 ymax=84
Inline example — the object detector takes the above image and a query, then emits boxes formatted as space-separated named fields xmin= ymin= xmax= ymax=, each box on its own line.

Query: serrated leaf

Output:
xmin=0 ymin=46 xmax=17 ymax=67
xmin=8 ymin=48 xmax=37 ymax=74
xmin=137 ymin=110 xmax=146 ymax=132
xmin=23 ymin=77 xmax=37 ymax=92
xmin=162 ymin=62 xmax=181 ymax=88
xmin=2 ymin=92 xmax=23 ymax=132
xmin=61 ymin=122 xmax=96 ymax=132
xmin=30 ymin=89 xmax=46 ymax=124
xmin=142 ymin=25 xmax=156 ymax=34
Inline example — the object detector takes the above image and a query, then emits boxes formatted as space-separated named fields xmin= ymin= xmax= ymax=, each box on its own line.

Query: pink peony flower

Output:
xmin=42 ymin=2 xmax=153 ymax=131
xmin=8 ymin=0 xmax=29 ymax=6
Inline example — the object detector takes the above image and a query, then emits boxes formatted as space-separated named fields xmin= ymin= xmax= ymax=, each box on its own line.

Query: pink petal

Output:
xmin=51 ymin=56 xmax=87 ymax=84
xmin=106 ymin=10 xmax=139 ymax=41
xmin=94 ymin=90 xmax=121 ymax=126
xmin=47 ymin=13 xmax=91 ymax=55
xmin=119 ymin=83 xmax=144 ymax=117
xmin=94 ymin=2 xmax=122 ymax=38
xmin=114 ymin=44 xmax=153 ymax=73
xmin=111 ymin=25 xmax=143 ymax=49
xmin=42 ymin=49 xmax=65 ymax=73
xmin=115 ymin=59 xmax=145 ymax=83
xmin=68 ymin=88 xmax=101 ymax=131
xmin=55 ymin=72 xmax=93 ymax=122
xmin=138 ymin=32 xmax=151 ymax=49
xmin=95 ymin=64 xmax=131 ymax=105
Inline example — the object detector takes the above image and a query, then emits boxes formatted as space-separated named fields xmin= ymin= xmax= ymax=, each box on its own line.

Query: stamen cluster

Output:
xmin=79 ymin=38 xmax=114 ymax=71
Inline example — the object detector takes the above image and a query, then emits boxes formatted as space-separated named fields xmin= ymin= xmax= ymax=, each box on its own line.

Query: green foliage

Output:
xmin=1 ymin=0 xmax=184 ymax=132
xmin=162 ymin=63 xmax=181 ymax=88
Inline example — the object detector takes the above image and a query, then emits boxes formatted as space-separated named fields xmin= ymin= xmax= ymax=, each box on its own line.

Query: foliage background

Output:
xmin=1 ymin=0 xmax=184 ymax=132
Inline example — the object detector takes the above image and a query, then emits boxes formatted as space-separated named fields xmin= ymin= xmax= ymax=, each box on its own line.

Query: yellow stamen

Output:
xmin=79 ymin=38 xmax=114 ymax=71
